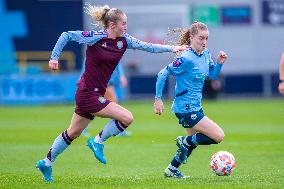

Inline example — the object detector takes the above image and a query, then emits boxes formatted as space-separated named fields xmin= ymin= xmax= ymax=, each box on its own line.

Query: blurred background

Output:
xmin=0 ymin=0 xmax=283 ymax=105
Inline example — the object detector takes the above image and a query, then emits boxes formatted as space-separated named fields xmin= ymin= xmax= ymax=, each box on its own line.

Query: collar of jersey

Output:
xmin=189 ymin=47 xmax=204 ymax=57
xmin=103 ymin=29 xmax=123 ymax=40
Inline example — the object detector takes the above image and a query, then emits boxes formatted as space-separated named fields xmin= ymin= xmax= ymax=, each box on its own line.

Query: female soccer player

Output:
xmin=153 ymin=21 xmax=228 ymax=178
xmin=36 ymin=4 xmax=188 ymax=182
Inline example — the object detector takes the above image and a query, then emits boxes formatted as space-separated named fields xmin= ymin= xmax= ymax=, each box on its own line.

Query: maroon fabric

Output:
xmin=74 ymin=37 xmax=127 ymax=119
xmin=75 ymin=82 xmax=110 ymax=120
xmin=77 ymin=37 xmax=128 ymax=95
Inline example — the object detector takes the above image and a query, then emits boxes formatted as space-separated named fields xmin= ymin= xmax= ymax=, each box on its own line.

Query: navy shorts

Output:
xmin=175 ymin=109 xmax=205 ymax=128
xmin=75 ymin=87 xmax=110 ymax=120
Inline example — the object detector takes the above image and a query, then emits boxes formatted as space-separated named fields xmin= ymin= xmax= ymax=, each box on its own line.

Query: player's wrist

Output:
xmin=279 ymin=79 xmax=284 ymax=83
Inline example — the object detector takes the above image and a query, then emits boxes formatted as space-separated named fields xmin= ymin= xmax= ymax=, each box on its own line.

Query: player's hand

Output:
xmin=172 ymin=45 xmax=189 ymax=53
xmin=154 ymin=99 xmax=164 ymax=115
xmin=217 ymin=51 xmax=228 ymax=64
xmin=49 ymin=60 xmax=59 ymax=71
xmin=279 ymin=82 xmax=284 ymax=95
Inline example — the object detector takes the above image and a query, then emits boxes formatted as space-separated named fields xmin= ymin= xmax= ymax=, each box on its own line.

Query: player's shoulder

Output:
xmin=203 ymin=48 xmax=211 ymax=56
xmin=203 ymin=49 xmax=212 ymax=60
xmin=122 ymin=33 xmax=138 ymax=41
xmin=94 ymin=29 xmax=107 ymax=36
xmin=123 ymin=33 xmax=131 ymax=38
xmin=179 ymin=48 xmax=194 ymax=61
xmin=81 ymin=29 xmax=107 ymax=38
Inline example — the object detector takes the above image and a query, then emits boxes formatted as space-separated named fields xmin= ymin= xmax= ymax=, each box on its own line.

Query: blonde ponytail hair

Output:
xmin=84 ymin=3 xmax=124 ymax=28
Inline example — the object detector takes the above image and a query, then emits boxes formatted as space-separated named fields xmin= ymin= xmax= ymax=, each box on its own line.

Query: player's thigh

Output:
xmin=67 ymin=112 xmax=91 ymax=138
xmin=193 ymin=116 xmax=224 ymax=143
xmin=93 ymin=102 xmax=133 ymax=125
xmin=104 ymin=85 xmax=117 ymax=103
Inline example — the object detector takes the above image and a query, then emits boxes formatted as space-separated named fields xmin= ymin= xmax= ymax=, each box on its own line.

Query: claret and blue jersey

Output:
xmin=50 ymin=30 xmax=173 ymax=95
xmin=155 ymin=48 xmax=223 ymax=113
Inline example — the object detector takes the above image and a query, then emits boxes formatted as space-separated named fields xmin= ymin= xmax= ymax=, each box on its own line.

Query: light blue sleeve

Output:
xmin=155 ymin=67 xmax=171 ymax=99
xmin=166 ymin=51 xmax=192 ymax=75
xmin=123 ymin=33 xmax=173 ymax=53
xmin=117 ymin=62 xmax=124 ymax=77
xmin=155 ymin=51 xmax=192 ymax=99
xmin=207 ymin=51 xmax=223 ymax=80
xmin=50 ymin=30 xmax=105 ymax=60
xmin=109 ymin=61 xmax=123 ymax=85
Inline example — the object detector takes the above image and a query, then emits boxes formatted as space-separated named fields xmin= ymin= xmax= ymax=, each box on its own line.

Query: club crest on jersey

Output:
xmin=191 ymin=114 xmax=197 ymax=120
xmin=98 ymin=97 xmax=107 ymax=104
xmin=117 ymin=41 xmax=123 ymax=49
xmin=82 ymin=31 xmax=93 ymax=37
xmin=173 ymin=59 xmax=182 ymax=67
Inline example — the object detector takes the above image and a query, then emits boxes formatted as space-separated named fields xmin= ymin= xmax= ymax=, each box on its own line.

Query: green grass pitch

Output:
xmin=0 ymin=99 xmax=284 ymax=189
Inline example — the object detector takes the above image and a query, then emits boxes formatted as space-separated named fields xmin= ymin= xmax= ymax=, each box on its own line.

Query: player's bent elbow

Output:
xmin=60 ymin=32 xmax=67 ymax=37
xmin=60 ymin=32 xmax=71 ymax=41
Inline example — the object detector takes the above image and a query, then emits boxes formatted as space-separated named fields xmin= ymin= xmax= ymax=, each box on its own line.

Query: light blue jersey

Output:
xmin=155 ymin=48 xmax=223 ymax=113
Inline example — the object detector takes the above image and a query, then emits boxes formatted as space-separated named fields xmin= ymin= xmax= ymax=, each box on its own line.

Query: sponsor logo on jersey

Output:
xmin=117 ymin=41 xmax=123 ymax=49
xmin=192 ymin=66 xmax=199 ymax=70
xmin=173 ymin=59 xmax=182 ymax=67
xmin=98 ymin=97 xmax=107 ymax=104
xmin=183 ymin=122 xmax=190 ymax=127
xmin=82 ymin=31 xmax=93 ymax=37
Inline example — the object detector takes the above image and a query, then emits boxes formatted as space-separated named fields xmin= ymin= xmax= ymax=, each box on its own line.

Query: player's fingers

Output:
xmin=279 ymin=86 xmax=284 ymax=95
xmin=52 ymin=64 xmax=59 ymax=71
xmin=156 ymin=107 xmax=163 ymax=115
xmin=219 ymin=51 xmax=227 ymax=58
xmin=153 ymin=106 xmax=160 ymax=114
xmin=49 ymin=62 xmax=55 ymax=69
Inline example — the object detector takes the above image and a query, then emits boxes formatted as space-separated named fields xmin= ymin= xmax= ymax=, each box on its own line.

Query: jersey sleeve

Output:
xmin=117 ymin=62 xmax=124 ymax=77
xmin=155 ymin=66 xmax=171 ymax=99
xmin=109 ymin=61 xmax=123 ymax=85
xmin=166 ymin=51 xmax=192 ymax=76
xmin=207 ymin=50 xmax=223 ymax=80
xmin=124 ymin=33 xmax=173 ymax=53
xmin=50 ymin=30 xmax=105 ymax=60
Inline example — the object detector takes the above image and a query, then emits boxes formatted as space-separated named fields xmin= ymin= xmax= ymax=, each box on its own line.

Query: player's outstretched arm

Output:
xmin=124 ymin=33 xmax=189 ymax=53
xmin=172 ymin=45 xmax=189 ymax=53
xmin=49 ymin=30 xmax=103 ymax=71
